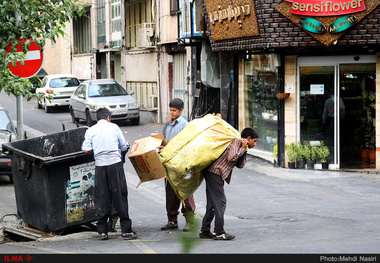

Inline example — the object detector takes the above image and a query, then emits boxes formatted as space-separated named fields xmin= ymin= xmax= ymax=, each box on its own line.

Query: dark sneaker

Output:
xmin=213 ymin=232 xmax=235 ymax=240
xmin=199 ymin=230 xmax=215 ymax=239
xmin=122 ymin=231 xmax=137 ymax=240
xmin=161 ymin=221 xmax=178 ymax=230
xmin=99 ymin=233 xmax=109 ymax=240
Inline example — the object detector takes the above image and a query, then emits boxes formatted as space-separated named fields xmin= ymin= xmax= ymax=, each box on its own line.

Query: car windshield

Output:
xmin=0 ymin=111 xmax=12 ymax=131
xmin=88 ymin=83 xmax=128 ymax=97
xmin=49 ymin=78 xmax=80 ymax=88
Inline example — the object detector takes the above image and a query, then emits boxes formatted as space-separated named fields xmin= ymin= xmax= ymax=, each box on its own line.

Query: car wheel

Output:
xmin=44 ymin=99 xmax=52 ymax=113
xmin=37 ymin=101 xmax=42 ymax=109
xmin=86 ymin=110 xmax=94 ymax=127
xmin=9 ymin=175 xmax=13 ymax=184
xmin=69 ymin=107 xmax=79 ymax=123
xmin=130 ymin=117 xmax=140 ymax=125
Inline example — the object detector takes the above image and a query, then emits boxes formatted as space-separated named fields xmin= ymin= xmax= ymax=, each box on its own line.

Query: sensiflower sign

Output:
xmin=285 ymin=0 xmax=366 ymax=16
xmin=276 ymin=0 xmax=380 ymax=46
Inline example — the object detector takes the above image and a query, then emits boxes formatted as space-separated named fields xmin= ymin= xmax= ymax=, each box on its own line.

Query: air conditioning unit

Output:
xmin=136 ymin=23 xmax=156 ymax=48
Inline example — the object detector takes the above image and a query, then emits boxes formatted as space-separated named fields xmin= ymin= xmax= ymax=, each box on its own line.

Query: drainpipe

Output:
xmin=156 ymin=0 xmax=161 ymax=124
xmin=277 ymin=54 xmax=285 ymax=168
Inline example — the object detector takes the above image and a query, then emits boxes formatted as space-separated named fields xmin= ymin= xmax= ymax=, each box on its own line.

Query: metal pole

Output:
xmin=16 ymin=95 xmax=24 ymax=140
xmin=15 ymin=11 xmax=24 ymax=140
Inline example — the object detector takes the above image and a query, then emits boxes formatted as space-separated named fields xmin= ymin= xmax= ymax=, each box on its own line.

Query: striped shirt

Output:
xmin=207 ymin=138 xmax=247 ymax=183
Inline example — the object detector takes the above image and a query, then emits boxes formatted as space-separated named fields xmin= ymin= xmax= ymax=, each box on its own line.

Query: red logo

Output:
xmin=285 ymin=0 xmax=366 ymax=16
xmin=3 ymin=255 xmax=33 ymax=262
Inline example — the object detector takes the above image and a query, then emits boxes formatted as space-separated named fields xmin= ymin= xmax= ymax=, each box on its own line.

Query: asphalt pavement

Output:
xmin=0 ymin=92 xmax=380 ymax=256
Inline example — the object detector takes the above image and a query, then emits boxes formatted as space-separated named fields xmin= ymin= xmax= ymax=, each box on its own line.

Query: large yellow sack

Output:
xmin=159 ymin=114 xmax=240 ymax=201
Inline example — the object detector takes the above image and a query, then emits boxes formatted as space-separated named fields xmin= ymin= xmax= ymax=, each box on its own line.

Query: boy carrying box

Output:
xmin=158 ymin=98 xmax=196 ymax=232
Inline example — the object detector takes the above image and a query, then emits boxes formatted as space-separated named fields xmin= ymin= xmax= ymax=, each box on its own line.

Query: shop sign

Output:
xmin=328 ymin=15 xmax=357 ymax=33
xmin=276 ymin=0 xmax=380 ymax=46
xmin=209 ymin=4 xmax=251 ymax=25
xmin=205 ymin=0 xmax=260 ymax=41
xmin=299 ymin=17 xmax=326 ymax=33
xmin=286 ymin=0 xmax=366 ymax=16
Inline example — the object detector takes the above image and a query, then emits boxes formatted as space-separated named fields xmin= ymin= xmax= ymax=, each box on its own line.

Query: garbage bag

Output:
xmin=159 ymin=114 xmax=240 ymax=201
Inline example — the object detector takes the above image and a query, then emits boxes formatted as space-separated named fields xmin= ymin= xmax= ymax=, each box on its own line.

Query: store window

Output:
xmin=243 ymin=54 xmax=280 ymax=154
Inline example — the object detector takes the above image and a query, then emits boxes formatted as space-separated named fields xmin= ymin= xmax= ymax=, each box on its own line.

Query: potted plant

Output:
xmin=365 ymin=123 xmax=376 ymax=163
xmin=305 ymin=145 xmax=318 ymax=169
xmin=354 ymin=122 xmax=370 ymax=162
xmin=317 ymin=141 xmax=330 ymax=170
xmin=296 ymin=142 xmax=307 ymax=169
xmin=286 ymin=142 xmax=297 ymax=169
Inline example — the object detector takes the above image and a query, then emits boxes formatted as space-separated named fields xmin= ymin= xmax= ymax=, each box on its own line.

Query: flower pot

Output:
xmin=321 ymin=162 xmax=329 ymax=170
xmin=307 ymin=161 xmax=315 ymax=169
xmin=368 ymin=150 xmax=376 ymax=163
xmin=297 ymin=160 xmax=305 ymax=169
xmin=288 ymin=162 xmax=296 ymax=169
xmin=277 ymin=93 xmax=290 ymax=100
xmin=360 ymin=148 xmax=369 ymax=162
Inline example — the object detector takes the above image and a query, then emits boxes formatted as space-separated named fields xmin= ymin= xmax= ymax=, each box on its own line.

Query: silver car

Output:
xmin=69 ymin=79 xmax=140 ymax=126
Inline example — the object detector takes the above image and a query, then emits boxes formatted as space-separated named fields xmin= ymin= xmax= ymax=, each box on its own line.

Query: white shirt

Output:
xmin=82 ymin=120 xmax=129 ymax=166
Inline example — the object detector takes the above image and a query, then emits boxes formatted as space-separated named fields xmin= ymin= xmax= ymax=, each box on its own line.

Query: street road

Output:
xmin=1 ymin=91 xmax=380 ymax=255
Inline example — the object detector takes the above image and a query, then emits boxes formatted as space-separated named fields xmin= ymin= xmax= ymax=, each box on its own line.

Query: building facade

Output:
xmin=68 ymin=0 xmax=159 ymax=122
xmin=202 ymin=0 xmax=380 ymax=170
xmin=42 ymin=0 xmax=380 ymax=171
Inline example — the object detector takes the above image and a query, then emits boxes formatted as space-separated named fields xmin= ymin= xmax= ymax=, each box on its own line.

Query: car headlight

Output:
xmin=128 ymin=102 xmax=139 ymax=108
xmin=88 ymin=104 xmax=101 ymax=110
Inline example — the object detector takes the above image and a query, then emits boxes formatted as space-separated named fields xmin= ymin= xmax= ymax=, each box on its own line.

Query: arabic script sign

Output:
xmin=205 ymin=0 xmax=260 ymax=41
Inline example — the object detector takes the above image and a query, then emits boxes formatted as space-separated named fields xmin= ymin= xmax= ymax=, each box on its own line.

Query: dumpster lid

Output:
xmin=2 ymin=127 xmax=89 ymax=165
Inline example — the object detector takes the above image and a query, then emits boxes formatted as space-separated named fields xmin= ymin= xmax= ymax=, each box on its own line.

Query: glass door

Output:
xmin=339 ymin=63 xmax=376 ymax=169
xmin=299 ymin=66 xmax=336 ymax=167
xmin=298 ymin=56 xmax=376 ymax=169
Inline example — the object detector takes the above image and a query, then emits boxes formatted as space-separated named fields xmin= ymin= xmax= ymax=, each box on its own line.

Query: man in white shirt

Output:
xmin=82 ymin=108 xmax=136 ymax=240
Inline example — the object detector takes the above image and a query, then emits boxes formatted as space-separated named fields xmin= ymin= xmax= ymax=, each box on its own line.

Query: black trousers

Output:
xmin=201 ymin=171 xmax=226 ymax=234
xmin=94 ymin=162 xmax=132 ymax=234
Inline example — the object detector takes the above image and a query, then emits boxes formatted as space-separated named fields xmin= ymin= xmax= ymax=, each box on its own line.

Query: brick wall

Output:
xmin=203 ymin=0 xmax=380 ymax=53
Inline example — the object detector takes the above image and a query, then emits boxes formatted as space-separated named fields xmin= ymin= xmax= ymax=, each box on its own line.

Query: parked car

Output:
xmin=36 ymin=74 xmax=80 ymax=113
xmin=0 ymin=106 xmax=17 ymax=183
xmin=69 ymin=79 xmax=140 ymax=126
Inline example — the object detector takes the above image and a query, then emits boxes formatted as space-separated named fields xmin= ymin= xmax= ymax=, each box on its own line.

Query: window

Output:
xmin=73 ymin=10 xmax=92 ymax=54
xmin=170 ymin=0 xmax=179 ymax=15
xmin=97 ymin=0 xmax=106 ymax=46
xmin=88 ymin=83 xmax=128 ymax=97
xmin=111 ymin=0 xmax=121 ymax=47
xmin=243 ymin=54 xmax=280 ymax=154
xmin=50 ymin=78 xmax=80 ymax=88
xmin=126 ymin=0 xmax=154 ymax=48
xmin=74 ymin=84 xmax=86 ymax=96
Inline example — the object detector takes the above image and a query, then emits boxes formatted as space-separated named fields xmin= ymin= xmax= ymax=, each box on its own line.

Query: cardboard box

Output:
xmin=128 ymin=133 xmax=167 ymax=183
